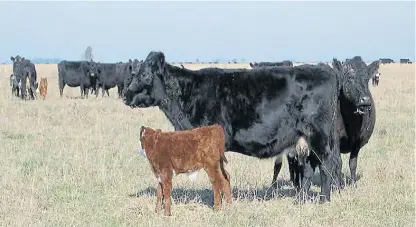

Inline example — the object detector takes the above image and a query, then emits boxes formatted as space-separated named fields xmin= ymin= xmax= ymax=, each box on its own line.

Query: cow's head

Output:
xmin=123 ymin=51 xmax=168 ymax=108
xmin=129 ymin=59 xmax=143 ymax=76
xmin=10 ymin=55 xmax=23 ymax=77
xmin=86 ymin=61 xmax=99 ymax=77
xmin=332 ymin=57 xmax=379 ymax=115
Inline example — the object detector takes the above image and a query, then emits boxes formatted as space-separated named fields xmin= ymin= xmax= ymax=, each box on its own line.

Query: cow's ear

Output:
xmin=10 ymin=56 xmax=15 ymax=62
xmin=365 ymin=60 xmax=380 ymax=82
xmin=332 ymin=58 xmax=343 ymax=73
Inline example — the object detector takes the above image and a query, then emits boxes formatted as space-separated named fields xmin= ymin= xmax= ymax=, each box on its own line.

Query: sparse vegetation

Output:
xmin=0 ymin=63 xmax=414 ymax=226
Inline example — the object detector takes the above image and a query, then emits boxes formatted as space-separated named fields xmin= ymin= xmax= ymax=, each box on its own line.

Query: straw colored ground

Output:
xmin=0 ymin=62 xmax=414 ymax=227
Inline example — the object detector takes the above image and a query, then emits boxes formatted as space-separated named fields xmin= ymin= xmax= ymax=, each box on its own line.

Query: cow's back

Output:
xmin=98 ymin=63 xmax=119 ymax=87
xmin=59 ymin=61 xmax=84 ymax=86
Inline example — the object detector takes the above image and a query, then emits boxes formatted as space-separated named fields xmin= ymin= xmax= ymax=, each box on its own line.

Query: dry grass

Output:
xmin=0 ymin=63 xmax=414 ymax=227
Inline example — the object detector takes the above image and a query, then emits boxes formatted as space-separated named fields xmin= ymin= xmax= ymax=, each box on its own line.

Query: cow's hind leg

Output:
xmin=271 ymin=156 xmax=283 ymax=191
xmin=295 ymin=159 xmax=314 ymax=204
xmin=317 ymin=142 xmax=342 ymax=203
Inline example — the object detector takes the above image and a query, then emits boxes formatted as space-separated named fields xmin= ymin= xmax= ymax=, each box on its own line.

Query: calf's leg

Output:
xmin=160 ymin=172 xmax=173 ymax=216
xmin=155 ymin=183 xmax=163 ymax=213
xmin=205 ymin=166 xmax=223 ymax=211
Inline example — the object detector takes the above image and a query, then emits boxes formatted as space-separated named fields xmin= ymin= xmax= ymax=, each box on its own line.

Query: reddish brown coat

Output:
xmin=139 ymin=124 xmax=231 ymax=216
xmin=39 ymin=77 xmax=48 ymax=100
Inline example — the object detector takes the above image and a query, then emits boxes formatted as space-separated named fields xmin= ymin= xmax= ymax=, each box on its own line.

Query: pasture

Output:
xmin=0 ymin=63 xmax=414 ymax=227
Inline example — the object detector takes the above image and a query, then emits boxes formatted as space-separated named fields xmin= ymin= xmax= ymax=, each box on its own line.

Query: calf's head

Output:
xmin=123 ymin=51 xmax=168 ymax=108
xmin=40 ymin=78 xmax=48 ymax=87
xmin=139 ymin=126 xmax=161 ymax=157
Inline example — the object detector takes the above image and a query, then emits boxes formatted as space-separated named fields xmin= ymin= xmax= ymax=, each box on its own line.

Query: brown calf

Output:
xmin=39 ymin=77 xmax=48 ymax=100
xmin=139 ymin=124 xmax=232 ymax=216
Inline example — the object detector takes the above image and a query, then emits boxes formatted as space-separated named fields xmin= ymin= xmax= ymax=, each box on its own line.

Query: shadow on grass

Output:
xmin=129 ymin=171 xmax=360 ymax=208
xmin=128 ymin=179 xmax=320 ymax=208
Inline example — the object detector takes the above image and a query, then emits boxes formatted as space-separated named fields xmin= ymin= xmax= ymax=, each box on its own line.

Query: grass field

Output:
xmin=0 ymin=63 xmax=414 ymax=227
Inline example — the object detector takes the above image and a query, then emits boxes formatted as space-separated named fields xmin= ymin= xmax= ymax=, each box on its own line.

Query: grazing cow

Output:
xmin=272 ymin=57 xmax=379 ymax=191
xmin=39 ymin=77 xmax=48 ymax=100
xmin=379 ymin=58 xmax=394 ymax=64
xmin=123 ymin=51 xmax=349 ymax=203
xmin=400 ymin=58 xmax=412 ymax=64
xmin=138 ymin=124 xmax=232 ymax=216
xmin=57 ymin=60 xmax=99 ymax=98
xmin=10 ymin=56 xmax=38 ymax=100
xmin=250 ymin=60 xmax=293 ymax=68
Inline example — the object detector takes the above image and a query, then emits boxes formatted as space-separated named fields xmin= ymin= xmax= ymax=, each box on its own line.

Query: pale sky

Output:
xmin=0 ymin=1 xmax=414 ymax=63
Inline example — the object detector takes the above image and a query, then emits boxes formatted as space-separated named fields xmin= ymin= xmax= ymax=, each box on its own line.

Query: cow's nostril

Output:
xmin=360 ymin=96 xmax=370 ymax=103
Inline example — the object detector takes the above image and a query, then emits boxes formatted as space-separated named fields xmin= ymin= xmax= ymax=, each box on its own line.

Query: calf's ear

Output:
xmin=140 ymin=126 xmax=145 ymax=139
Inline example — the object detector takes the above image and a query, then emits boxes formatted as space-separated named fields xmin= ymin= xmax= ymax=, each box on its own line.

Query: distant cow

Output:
xmin=249 ymin=60 xmax=293 ymax=68
xmin=39 ymin=77 xmax=48 ymax=100
xmin=95 ymin=59 xmax=141 ymax=98
xmin=400 ymin=58 xmax=412 ymax=64
xmin=372 ymin=72 xmax=380 ymax=86
xmin=380 ymin=58 xmax=394 ymax=64
xmin=123 ymin=51 xmax=348 ymax=203
xmin=10 ymin=55 xmax=38 ymax=100
xmin=57 ymin=60 xmax=99 ymax=98
xmin=138 ymin=124 xmax=231 ymax=216
xmin=272 ymin=57 xmax=379 ymax=191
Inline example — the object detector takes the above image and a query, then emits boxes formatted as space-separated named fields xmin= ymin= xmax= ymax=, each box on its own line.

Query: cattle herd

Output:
xmin=7 ymin=51 xmax=392 ymax=216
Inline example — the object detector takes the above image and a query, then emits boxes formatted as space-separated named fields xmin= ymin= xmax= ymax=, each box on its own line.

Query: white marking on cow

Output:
xmin=137 ymin=141 xmax=147 ymax=157
xmin=186 ymin=169 xmax=200 ymax=182
xmin=157 ymin=175 xmax=161 ymax=183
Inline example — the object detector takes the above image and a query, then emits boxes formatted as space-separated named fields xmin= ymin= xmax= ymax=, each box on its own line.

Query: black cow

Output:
xmin=58 ymin=60 xmax=99 ymax=98
xmin=94 ymin=60 xmax=139 ymax=98
xmin=10 ymin=56 xmax=38 ymax=100
xmin=123 ymin=51 xmax=349 ymax=203
xmin=121 ymin=59 xmax=143 ymax=97
xmin=250 ymin=60 xmax=293 ymax=68
xmin=400 ymin=58 xmax=412 ymax=64
xmin=379 ymin=58 xmax=394 ymax=64
xmin=9 ymin=74 xmax=20 ymax=97
xmin=272 ymin=57 xmax=379 ymax=192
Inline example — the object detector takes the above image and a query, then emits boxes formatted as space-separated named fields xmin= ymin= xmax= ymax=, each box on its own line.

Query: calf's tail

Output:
xmin=220 ymin=153 xmax=228 ymax=164
xmin=219 ymin=153 xmax=230 ymax=182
